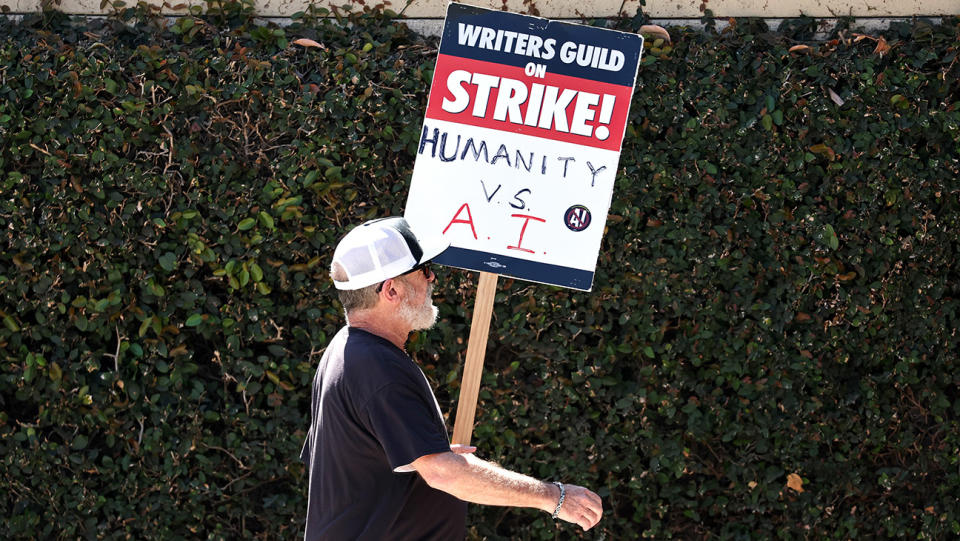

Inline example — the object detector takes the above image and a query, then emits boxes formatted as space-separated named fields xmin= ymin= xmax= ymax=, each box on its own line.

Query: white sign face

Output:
xmin=405 ymin=3 xmax=643 ymax=291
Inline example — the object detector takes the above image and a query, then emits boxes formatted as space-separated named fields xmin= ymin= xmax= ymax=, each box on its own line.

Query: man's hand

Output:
xmin=411 ymin=451 xmax=603 ymax=531
xmin=553 ymin=483 xmax=603 ymax=531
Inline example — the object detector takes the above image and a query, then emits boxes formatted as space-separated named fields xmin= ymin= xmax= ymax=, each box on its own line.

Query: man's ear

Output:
xmin=379 ymin=278 xmax=404 ymax=304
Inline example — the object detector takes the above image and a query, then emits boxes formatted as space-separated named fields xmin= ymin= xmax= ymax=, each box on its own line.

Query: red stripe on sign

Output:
xmin=425 ymin=54 xmax=634 ymax=152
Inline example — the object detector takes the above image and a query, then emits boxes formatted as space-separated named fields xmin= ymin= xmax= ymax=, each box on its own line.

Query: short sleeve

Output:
xmin=299 ymin=428 xmax=311 ymax=465
xmin=363 ymin=382 xmax=451 ymax=471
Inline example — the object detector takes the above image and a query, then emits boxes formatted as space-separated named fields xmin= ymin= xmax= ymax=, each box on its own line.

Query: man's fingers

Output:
xmin=573 ymin=506 xmax=596 ymax=530
xmin=576 ymin=489 xmax=603 ymax=529
xmin=573 ymin=508 xmax=598 ymax=531
xmin=568 ymin=486 xmax=603 ymax=514
xmin=557 ymin=485 xmax=603 ymax=531
xmin=582 ymin=487 xmax=603 ymax=508
xmin=574 ymin=501 xmax=601 ymax=530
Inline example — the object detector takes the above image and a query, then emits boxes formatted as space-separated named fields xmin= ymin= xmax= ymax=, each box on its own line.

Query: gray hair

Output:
xmin=330 ymin=262 xmax=380 ymax=315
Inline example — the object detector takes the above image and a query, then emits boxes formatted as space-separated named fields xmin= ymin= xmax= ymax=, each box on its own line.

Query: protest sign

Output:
xmin=404 ymin=3 xmax=643 ymax=444
xmin=405 ymin=3 xmax=643 ymax=292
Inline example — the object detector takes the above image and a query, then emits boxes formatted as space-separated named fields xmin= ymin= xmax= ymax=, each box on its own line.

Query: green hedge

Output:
xmin=1 ymin=5 xmax=958 ymax=539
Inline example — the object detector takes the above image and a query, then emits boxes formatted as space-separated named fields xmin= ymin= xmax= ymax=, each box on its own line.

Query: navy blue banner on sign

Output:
xmin=435 ymin=247 xmax=596 ymax=291
xmin=440 ymin=3 xmax=642 ymax=87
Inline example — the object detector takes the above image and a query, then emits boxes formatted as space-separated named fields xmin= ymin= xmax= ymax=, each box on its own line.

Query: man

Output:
xmin=301 ymin=216 xmax=603 ymax=540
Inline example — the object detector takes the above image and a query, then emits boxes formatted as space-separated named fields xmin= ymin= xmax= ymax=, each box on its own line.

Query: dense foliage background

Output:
xmin=1 ymin=4 xmax=958 ymax=539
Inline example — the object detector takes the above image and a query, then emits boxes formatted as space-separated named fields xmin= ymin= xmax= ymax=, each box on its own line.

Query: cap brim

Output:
xmin=417 ymin=235 xmax=449 ymax=264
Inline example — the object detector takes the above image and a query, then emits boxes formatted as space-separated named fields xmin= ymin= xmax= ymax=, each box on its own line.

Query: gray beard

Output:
xmin=399 ymin=285 xmax=438 ymax=331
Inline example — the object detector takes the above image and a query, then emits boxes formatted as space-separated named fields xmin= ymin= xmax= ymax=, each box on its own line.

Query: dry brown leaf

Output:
xmin=639 ymin=25 xmax=671 ymax=44
xmin=874 ymin=37 xmax=891 ymax=57
xmin=787 ymin=473 xmax=804 ymax=493
xmin=851 ymin=33 xmax=891 ymax=57
xmin=828 ymin=88 xmax=845 ymax=106
xmin=789 ymin=45 xmax=811 ymax=54
xmin=810 ymin=143 xmax=836 ymax=160
xmin=293 ymin=38 xmax=324 ymax=49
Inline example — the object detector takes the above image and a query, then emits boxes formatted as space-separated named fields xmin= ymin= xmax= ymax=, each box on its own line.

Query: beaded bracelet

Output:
xmin=551 ymin=482 xmax=566 ymax=519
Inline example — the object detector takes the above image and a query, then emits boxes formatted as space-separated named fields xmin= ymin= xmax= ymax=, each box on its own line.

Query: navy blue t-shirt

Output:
xmin=301 ymin=327 xmax=467 ymax=540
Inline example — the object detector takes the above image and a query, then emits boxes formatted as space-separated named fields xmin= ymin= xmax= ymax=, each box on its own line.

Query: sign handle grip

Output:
xmin=451 ymin=271 xmax=498 ymax=446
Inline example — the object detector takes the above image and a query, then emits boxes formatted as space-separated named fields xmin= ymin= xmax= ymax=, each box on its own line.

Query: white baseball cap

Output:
xmin=331 ymin=217 xmax=449 ymax=290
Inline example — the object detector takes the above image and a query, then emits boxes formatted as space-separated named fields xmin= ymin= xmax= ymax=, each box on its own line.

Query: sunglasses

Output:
xmin=376 ymin=261 xmax=433 ymax=293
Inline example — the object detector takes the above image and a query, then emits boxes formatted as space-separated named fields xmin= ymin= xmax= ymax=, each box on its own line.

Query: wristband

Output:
xmin=551 ymin=482 xmax=565 ymax=519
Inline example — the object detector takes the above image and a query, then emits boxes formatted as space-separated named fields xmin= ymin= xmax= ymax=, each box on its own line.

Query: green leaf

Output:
xmin=274 ymin=195 xmax=303 ymax=209
xmin=302 ymin=170 xmax=320 ymax=187
xmin=772 ymin=109 xmax=784 ymax=126
xmin=138 ymin=318 xmax=152 ymax=338
xmin=250 ymin=262 xmax=264 ymax=282
xmin=3 ymin=315 xmax=18 ymax=332
xmin=49 ymin=362 xmax=62 ymax=382
xmin=238 ymin=217 xmax=256 ymax=231
xmin=185 ymin=314 xmax=204 ymax=327
xmin=72 ymin=434 xmax=89 ymax=450
xmin=884 ymin=189 xmax=900 ymax=207
xmin=258 ymin=211 xmax=275 ymax=230
xmin=761 ymin=114 xmax=773 ymax=131
xmin=823 ymin=224 xmax=839 ymax=250
xmin=158 ymin=253 xmax=177 ymax=271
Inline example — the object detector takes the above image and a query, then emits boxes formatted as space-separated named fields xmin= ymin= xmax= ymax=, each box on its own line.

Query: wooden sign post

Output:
xmin=451 ymin=272 xmax=498 ymax=445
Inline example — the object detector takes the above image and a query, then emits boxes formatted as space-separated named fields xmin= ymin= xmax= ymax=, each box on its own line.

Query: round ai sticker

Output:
xmin=564 ymin=205 xmax=592 ymax=232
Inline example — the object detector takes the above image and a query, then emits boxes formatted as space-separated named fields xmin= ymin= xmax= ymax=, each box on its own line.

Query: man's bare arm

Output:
xmin=410 ymin=451 xmax=603 ymax=531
